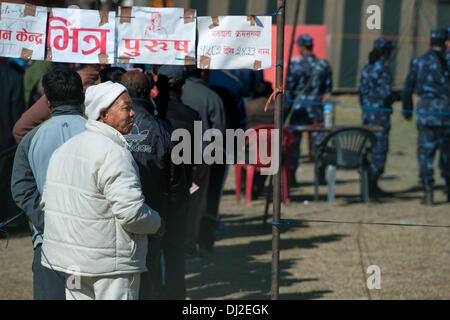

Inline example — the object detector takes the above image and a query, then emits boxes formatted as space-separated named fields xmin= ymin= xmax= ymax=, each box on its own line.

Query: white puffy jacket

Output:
xmin=41 ymin=119 xmax=161 ymax=277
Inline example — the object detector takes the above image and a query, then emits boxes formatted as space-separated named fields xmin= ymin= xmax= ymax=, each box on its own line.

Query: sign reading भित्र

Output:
xmin=46 ymin=7 xmax=115 ymax=64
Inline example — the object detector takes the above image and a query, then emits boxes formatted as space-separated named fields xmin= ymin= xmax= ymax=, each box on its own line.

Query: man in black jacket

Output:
xmin=157 ymin=65 xmax=201 ymax=299
xmin=180 ymin=66 xmax=226 ymax=259
xmin=120 ymin=71 xmax=188 ymax=299
xmin=0 ymin=59 xmax=24 ymax=223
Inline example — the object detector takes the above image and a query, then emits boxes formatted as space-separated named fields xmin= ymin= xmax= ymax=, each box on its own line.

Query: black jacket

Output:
xmin=166 ymin=92 xmax=200 ymax=139
xmin=165 ymin=92 xmax=201 ymax=184
xmin=181 ymin=77 xmax=226 ymax=134
xmin=0 ymin=60 xmax=24 ymax=150
xmin=125 ymin=98 xmax=188 ymax=220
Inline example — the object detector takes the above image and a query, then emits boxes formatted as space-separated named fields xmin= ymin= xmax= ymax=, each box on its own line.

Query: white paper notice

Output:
xmin=0 ymin=3 xmax=47 ymax=61
xmin=117 ymin=6 xmax=196 ymax=65
xmin=46 ymin=8 xmax=115 ymax=64
xmin=197 ymin=16 xmax=272 ymax=70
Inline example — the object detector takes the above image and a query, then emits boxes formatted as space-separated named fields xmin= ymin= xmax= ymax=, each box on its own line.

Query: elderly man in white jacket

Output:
xmin=40 ymin=81 xmax=163 ymax=300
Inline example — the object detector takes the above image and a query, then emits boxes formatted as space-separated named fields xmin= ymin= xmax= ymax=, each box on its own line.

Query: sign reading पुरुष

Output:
xmin=0 ymin=4 xmax=272 ymax=68
xmin=117 ymin=6 xmax=197 ymax=65
xmin=0 ymin=2 xmax=48 ymax=61
xmin=196 ymin=15 xmax=272 ymax=70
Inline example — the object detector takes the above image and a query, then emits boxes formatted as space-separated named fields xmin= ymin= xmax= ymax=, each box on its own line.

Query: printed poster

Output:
xmin=46 ymin=8 xmax=116 ymax=64
xmin=196 ymin=16 xmax=272 ymax=70
xmin=117 ymin=6 xmax=196 ymax=65
xmin=0 ymin=3 xmax=48 ymax=61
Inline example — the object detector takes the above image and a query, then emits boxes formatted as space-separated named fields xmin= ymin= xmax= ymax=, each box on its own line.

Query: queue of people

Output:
xmin=2 ymin=57 xmax=267 ymax=300
xmin=0 ymin=25 xmax=448 ymax=300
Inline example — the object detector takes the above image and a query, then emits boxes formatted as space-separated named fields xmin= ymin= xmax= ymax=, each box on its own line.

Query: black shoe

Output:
xmin=421 ymin=183 xmax=433 ymax=206
xmin=369 ymin=182 xmax=392 ymax=198
xmin=198 ymin=246 xmax=213 ymax=257
xmin=445 ymin=180 xmax=450 ymax=202
xmin=185 ymin=246 xmax=202 ymax=261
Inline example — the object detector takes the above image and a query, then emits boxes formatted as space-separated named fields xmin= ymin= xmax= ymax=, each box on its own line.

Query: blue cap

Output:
xmin=374 ymin=37 xmax=394 ymax=49
xmin=447 ymin=27 xmax=450 ymax=40
xmin=430 ymin=28 xmax=447 ymax=43
xmin=297 ymin=34 xmax=313 ymax=46
xmin=158 ymin=65 xmax=185 ymax=84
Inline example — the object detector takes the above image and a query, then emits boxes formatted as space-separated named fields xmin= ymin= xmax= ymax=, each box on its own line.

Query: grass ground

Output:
xmin=1 ymin=95 xmax=449 ymax=300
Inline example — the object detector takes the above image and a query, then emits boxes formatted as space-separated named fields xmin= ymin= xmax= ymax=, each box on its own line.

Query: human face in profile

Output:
xmin=100 ymin=92 xmax=135 ymax=135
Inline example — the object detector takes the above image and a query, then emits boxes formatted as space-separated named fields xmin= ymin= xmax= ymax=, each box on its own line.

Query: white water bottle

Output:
xmin=324 ymin=100 xmax=333 ymax=129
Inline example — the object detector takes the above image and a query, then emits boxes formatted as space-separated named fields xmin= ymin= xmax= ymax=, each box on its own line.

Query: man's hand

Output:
xmin=151 ymin=219 xmax=165 ymax=239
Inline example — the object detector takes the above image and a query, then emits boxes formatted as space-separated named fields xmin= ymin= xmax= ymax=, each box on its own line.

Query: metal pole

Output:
xmin=285 ymin=0 xmax=301 ymax=84
xmin=271 ymin=0 xmax=285 ymax=301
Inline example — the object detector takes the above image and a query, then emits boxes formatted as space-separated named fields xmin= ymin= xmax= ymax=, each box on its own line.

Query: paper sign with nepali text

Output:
xmin=117 ymin=6 xmax=196 ymax=65
xmin=196 ymin=16 xmax=272 ymax=70
xmin=0 ymin=3 xmax=47 ymax=61
xmin=46 ymin=8 xmax=115 ymax=64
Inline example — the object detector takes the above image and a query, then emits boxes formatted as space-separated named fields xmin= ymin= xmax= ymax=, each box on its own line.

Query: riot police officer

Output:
xmin=286 ymin=34 xmax=333 ymax=185
xmin=359 ymin=37 xmax=399 ymax=197
xmin=402 ymin=28 xmax=450 ymax=205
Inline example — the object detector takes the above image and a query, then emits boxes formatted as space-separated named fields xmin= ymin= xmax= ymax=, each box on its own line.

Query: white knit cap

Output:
xmin=84 ymin=81 xmax=128 ymax=120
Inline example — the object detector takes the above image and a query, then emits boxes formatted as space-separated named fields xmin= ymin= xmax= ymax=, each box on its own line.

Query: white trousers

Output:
xmin=65 ymin=273 xmax=140 ymax=300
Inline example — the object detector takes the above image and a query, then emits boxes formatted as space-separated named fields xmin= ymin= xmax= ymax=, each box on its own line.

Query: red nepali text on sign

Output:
xmin=47 ymin=17 xmax=109 ymax=56
xmin=0 ymin=29 xmax=43 ymax=44
xmin=122 ymin=38 xmax=190 ymax=57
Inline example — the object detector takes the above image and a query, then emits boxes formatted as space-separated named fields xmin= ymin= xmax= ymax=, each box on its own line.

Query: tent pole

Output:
xmin=271 ymin=0 xmax=285 ymax=301
xmin=285 ymin=0 xmax=301 ymax=84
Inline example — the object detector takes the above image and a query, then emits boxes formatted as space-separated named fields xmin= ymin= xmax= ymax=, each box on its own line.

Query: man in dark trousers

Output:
xmin=402 ymin=28 xmax=450 ymax=205
xmin=180 ymin=66 xmax=226 ymax=258
xmin=286 ymin=35 xmax=333 ymax=185
xmin=11 ymin=69 xmax=86 ymax=300
xmin=120 ymin=71 xmax=187 ymax=299
xmin=157 ymin=65 xmax=201 ymax=299
xmin=0 ymin=58 xmax=24 ymax=224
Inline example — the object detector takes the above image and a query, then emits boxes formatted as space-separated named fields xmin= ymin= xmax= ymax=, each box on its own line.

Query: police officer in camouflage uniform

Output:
xmin=446 ymin=28 xmax=450 ymax=68
xmin=286 ymin=34 xmax=333 ymax=185
xmin=440 ymin=28 xmax=450 ymax=184
xmin=402 ymin=28 xmax=450 ymax=205
xmin=359 ymin=38 xmax=399 ymax=197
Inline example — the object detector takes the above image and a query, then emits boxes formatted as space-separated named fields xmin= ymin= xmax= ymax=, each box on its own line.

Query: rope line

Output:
xmin=271 ymin=219 xmax=450 ymax=229
xmin=272 ymin=0 xmax=286 ymax=16
xmin=285 ymin=99 xmax=450 ymax=117
xmin=0 ymin=211 xmax=24 ymax=230
xmin=0 ymin=145 xmax=18 ymax=157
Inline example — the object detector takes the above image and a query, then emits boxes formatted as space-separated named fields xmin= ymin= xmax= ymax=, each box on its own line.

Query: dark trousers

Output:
xmin=0 ymin=151 xmax=20 ymax=222
xmin=291 ymin=130 xmax=326 ymax=181
xmin=185 ymin=164 xmax=210 ymax=254
xmin=368 ymin=129 xmax=390 ymax=181
xmin=417 ymin=126 xmax=450 ymax=184
xmin=161 ymin=207 xmax=187 ymax=300
xmin=32 ymin=245 xmax=66 ymax=300
xmin=139 ymin=237 xmax=161 ymax=300
xmin=199 ymin=163 xmax=227 ymax=250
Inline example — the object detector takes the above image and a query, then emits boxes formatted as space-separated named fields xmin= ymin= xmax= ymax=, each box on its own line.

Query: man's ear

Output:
xmin=46 ymin=98 xmax=52 ymax=111
xmin=99 ymin=109 xmax=108 ymax=122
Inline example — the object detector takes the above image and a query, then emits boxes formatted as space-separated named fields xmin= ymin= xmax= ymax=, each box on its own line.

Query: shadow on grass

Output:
xmin=278 ymin=290 xmax=334 ymax=300
xmin=186 ymin=214 xmax=347 ymax=300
